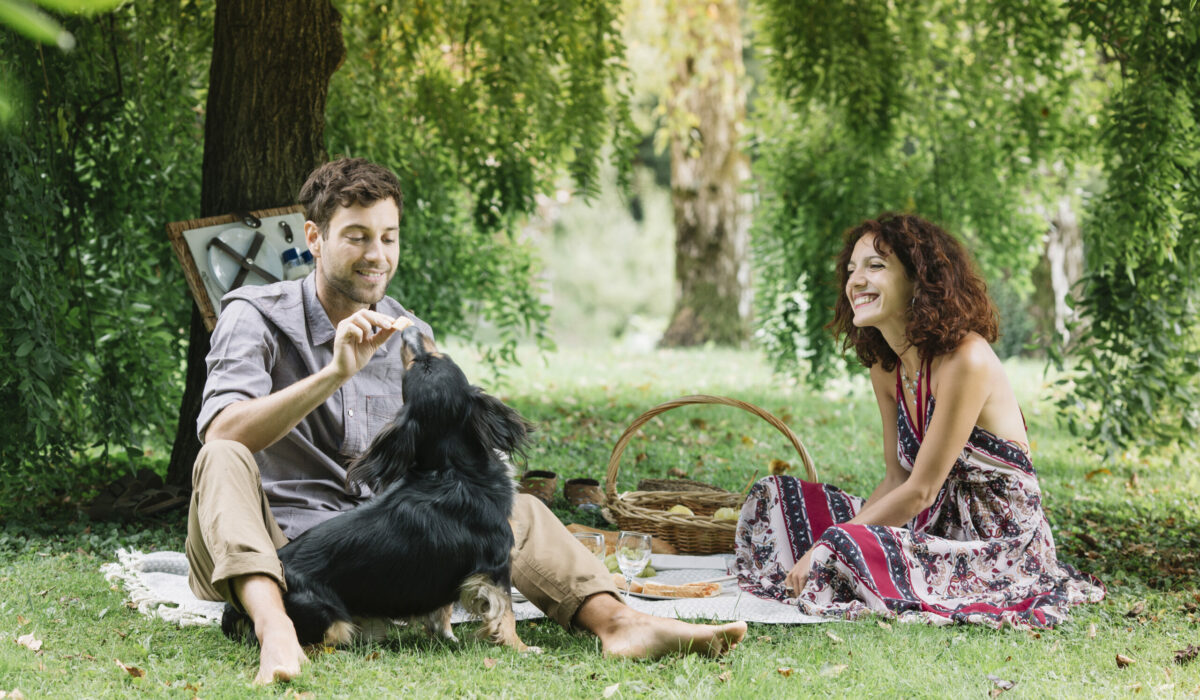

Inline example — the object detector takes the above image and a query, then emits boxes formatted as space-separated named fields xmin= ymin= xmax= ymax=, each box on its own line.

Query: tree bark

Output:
xmin=166 ymin=0 xmax=345 ymax=486
xmin=658 ymin=0 xmax=752 ymax=348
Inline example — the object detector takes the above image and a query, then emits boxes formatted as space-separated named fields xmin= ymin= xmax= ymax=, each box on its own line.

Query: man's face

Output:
xmin=306 ymin=198 xmax=400 ymax=308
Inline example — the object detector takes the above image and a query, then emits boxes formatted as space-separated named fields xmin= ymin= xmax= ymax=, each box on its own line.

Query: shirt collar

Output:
xmin=302 ymin=273 xmax=337 ymax=347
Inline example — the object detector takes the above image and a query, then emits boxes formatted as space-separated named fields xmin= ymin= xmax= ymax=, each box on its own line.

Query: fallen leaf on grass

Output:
xmin=1174 ymin=644 xmax=1199 ymax=665
xmin=114 ymin=659 xmax=144 ymax=678
xmin=1084 ymin=468 xmax=1111 ymax=480
xmin=1087 ymin=623 xmax=1096 ymax=638
xmin=717 ymin=671 xmax=731 ymax=682
xmin=1116 ymin=654 xmax=1136 ymax=668
xmin=876 ymin=620 xmax=892 ymax=630
xmin=15 ymin=634 xmax=41 ymax=652
xmin=667 ymin=468 xmax=688 ymax=478
xmin=777 ymin=667 xmax=794 ymax=677
xmin=1075 ymin=531 xmax=1099 ymax=548
xmin=602 ymin=683 xmax=620 ymax=698
xmin=364 ymin=651 xmax=380 ymax=661
xmin=768 ymin=459 xmax=791 ymax=476
xmin=987 ymin=674 xmax=1015 ymax=690
xmin=482 ymin=658 xmax=497 ymax=669
xmin=1126 ymin=602 xmax=1146 ymax=617
xmin=820 ymin=664 xmax=848 ymax=677
xmin=290 ymin=692 xmax=314 ymax=700
xmin=1 ymin=689 xmax=29 ymax=699
xmin=825 ymin=630 xmax=844 ymax=644
xmin=756 ymin=635 xmax=772 ymax=643
xmin=15 ymin=615 xmax=28 ymax=626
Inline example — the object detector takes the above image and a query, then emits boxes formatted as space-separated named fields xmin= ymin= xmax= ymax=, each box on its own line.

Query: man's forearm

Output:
xmin=205 ymin=364 xmax=348 ymax=453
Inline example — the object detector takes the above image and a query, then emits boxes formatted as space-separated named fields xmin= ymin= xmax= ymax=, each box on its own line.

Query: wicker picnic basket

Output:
xmin=604 ymin=394 xmax=818 ymax=554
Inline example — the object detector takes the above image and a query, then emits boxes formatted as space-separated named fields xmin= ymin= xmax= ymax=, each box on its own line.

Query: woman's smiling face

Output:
xmin=844 ymin=233 xmax=914 ymax=330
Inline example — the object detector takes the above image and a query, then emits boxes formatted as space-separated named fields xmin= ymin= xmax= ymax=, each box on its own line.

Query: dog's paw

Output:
xmin=521 ymin=645 xmax=543 ymax=654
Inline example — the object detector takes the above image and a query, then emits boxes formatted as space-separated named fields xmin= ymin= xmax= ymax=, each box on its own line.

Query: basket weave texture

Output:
xmin=604 ymin=395 xmax=818 ymax=554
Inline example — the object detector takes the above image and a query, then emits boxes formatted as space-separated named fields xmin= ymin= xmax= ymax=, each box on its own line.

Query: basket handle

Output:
xmin=605 ymin=394 xmax=818 ymax=499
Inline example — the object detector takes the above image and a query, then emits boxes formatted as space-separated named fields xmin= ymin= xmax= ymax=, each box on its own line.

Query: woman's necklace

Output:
xmin=901 ymin=361 xmax=921 ymax=398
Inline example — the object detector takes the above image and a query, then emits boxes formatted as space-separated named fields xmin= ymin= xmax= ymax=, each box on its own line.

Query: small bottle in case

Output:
xmin=282 ymin=248 xmax=309 ymax=280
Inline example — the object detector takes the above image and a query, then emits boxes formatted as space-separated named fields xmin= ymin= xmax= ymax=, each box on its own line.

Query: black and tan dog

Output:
xmin=222 ymin=325 xmax=537 ymax=653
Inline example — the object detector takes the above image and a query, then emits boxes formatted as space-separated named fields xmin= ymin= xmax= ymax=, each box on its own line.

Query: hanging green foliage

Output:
xmin=753 ymin=0 xmax=1099 ymax=380
xmin=325 ymin=0 xmax=636 ymax=368
xmin=1060 ymin=1 xmax=1200 ymax=456
xmin=0 ymin=0 xmax=211 ymax=504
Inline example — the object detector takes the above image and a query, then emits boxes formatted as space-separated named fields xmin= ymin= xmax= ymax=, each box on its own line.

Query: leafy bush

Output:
xmin=0 ymin=3 xmax=211 ymax=507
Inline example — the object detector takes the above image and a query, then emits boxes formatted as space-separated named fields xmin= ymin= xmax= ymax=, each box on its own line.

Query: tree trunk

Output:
xmin=166 ymin=0 xmax=345 ymax=487
xmin=658 ymin=0 xmax=752 ymax=348
xmin=1031 ymin=195 xmax=1084 ymax=349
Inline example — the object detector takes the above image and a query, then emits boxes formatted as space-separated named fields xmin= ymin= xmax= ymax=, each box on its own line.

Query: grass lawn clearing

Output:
xmin=1 ymin=345 xmax=1197 ymax=698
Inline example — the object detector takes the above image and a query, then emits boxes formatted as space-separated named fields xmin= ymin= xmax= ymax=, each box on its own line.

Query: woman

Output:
xmin=735 ymin=214 xmax=1104 ymax=628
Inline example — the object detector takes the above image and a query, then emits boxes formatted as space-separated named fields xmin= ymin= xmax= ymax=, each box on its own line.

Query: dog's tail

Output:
xmin=220 ymin=603 xmax=256 ymax=644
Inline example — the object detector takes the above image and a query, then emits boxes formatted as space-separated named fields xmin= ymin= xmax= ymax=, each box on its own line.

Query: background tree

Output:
xmin=627 ymin=0 xmax=753 ymax=347
xmin=0 ymin=0 xmax=634 ymax=505
xmin=166 ymin=0 xmax=346 ymax=486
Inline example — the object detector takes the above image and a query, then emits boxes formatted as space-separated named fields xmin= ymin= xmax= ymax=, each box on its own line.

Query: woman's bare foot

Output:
xmin=575 ymin=594 xmax=747 ymax=659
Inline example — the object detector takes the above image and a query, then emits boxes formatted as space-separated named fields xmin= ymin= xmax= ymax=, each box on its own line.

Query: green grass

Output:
xmin=1 ymin=345 xmax=1198 ymax=698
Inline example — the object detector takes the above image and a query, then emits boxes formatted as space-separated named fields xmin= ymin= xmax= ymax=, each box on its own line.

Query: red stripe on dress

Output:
xmin=842 ymin=524 xmax=905 ymax=600
xmin=800 ymin=479 xmax=836 ymax=543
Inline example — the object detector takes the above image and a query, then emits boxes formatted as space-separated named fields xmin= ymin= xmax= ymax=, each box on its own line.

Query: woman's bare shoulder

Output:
xmin=932 ymin=333 xmax=1005 ymax=394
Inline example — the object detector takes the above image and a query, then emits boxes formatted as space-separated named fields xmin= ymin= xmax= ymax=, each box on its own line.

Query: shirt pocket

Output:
xmin=365 ymin=394 xmax=405 ymax=443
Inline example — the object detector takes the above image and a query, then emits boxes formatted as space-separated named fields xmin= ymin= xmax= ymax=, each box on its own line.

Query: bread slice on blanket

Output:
xmin=610 ymin=574 xmax=720 ymax=598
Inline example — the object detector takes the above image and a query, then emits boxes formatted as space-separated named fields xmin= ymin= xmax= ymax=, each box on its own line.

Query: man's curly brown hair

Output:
xmin=298 ymin=157 xmax=404 ymax=236
xmin=828 ymin=213 xmax=999 ymax=371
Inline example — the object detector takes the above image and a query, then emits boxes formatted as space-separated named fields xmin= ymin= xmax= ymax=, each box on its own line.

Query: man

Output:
xmin=186 ymin=157 xmax=746 ymax=684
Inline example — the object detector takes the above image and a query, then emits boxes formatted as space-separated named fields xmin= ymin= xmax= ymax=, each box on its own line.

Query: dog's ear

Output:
xmin=469 ymin=388 xmax=534 ymax=458
xmin=347 ymin=410 xmax=418 ymax=492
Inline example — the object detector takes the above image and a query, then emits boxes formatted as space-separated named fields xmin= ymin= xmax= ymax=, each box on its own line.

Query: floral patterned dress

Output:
xmin=734 ymin=369 xmax=1105 ymax=628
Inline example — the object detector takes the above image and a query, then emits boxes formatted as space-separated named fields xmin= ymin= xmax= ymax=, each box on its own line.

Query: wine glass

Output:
xmin=616 ymin=531 xmax=652 ymax=598
xmin=573 ymin=532 xmax=606 ymax=560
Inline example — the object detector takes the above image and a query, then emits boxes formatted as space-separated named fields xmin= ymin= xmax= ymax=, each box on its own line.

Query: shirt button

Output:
xmin=348 ymin=409 xmax=355 ymax=417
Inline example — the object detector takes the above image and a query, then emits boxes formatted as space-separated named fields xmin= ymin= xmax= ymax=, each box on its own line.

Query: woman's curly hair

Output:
xmin=828 ymin=213 xmax=999 ymax=371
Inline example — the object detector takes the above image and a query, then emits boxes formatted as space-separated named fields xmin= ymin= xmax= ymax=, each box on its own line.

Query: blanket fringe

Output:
xmin=100 ymin=548 xmax=223 ymax=627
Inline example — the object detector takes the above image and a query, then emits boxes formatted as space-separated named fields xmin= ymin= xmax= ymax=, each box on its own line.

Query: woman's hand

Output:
xmin=785 ymin=548 xmax=815 ymax=596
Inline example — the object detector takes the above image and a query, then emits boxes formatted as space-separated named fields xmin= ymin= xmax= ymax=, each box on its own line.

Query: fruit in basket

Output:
xmin=713 ymin=507 xmax=739 ymax=522
xmin=667 ymin=504 xmax=694 ymax=516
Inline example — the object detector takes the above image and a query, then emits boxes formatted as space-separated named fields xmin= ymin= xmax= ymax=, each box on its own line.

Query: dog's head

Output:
xmin=347 ymin=325 xmax=533 ymax=493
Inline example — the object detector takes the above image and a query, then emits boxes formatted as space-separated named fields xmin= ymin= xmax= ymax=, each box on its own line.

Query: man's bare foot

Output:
xmin=254 ymin=616 xmax=307 ymax=685
xmin=575 ymin=594 xmax=747 ymax=659
xmin=232 ymin=574 xmax=308 ymax=685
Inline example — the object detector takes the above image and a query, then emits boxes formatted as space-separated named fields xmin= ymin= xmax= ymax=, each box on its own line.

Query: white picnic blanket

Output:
xmin=101 ymin=549 xmax=829 ymax=627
